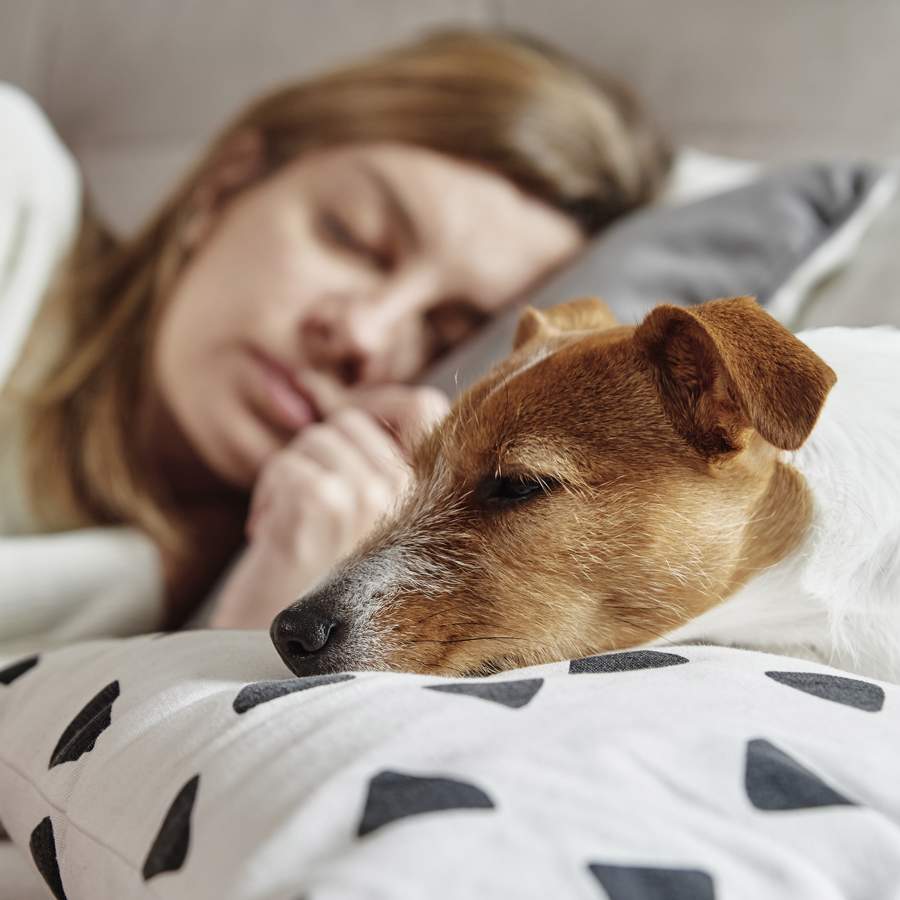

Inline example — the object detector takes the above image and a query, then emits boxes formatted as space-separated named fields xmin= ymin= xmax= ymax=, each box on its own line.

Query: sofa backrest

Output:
xmin=2 ymin=0 xmax=898 ymax=234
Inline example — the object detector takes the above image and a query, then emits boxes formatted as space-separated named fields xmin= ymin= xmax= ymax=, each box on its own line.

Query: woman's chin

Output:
xmin=199 ymin=405 xmax=283 ymax=491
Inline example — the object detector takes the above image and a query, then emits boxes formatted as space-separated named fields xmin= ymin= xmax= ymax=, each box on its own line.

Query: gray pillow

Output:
xmin=422 ymin=162 xmax=885 ymax=396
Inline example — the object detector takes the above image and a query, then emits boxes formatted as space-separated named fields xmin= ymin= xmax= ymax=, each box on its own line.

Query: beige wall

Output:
xmin=2 ymin=0 xmax=897 ymax=233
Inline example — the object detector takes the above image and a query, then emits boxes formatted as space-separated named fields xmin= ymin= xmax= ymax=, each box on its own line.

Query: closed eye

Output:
xmin=318 ymin=211 xmax=394 ymax=271
xmin=477 ymin=474 xmax=559 ymax=505
xmin=425 ymin=299 xmax=490 ymax=360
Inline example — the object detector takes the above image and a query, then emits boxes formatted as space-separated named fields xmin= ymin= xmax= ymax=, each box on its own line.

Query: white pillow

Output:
xmin=2 ymin=631 xmax=900 ymax=899
xmin=659 ymin=147 xmax=762 ymax=207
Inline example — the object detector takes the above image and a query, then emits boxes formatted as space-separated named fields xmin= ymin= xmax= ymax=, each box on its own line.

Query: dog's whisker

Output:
xmin=402 ymin=635 xmax=529 ymax=646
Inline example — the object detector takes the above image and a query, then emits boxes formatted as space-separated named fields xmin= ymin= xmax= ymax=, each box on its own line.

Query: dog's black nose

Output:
xmin=271 ymin=603 xmax=342 ymax=673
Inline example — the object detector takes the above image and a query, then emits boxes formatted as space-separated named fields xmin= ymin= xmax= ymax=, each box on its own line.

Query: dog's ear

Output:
xmin=634 ymin=296 xmax=836 ymax=454
xmin=514 ymin=297 xmax=617 ymax=350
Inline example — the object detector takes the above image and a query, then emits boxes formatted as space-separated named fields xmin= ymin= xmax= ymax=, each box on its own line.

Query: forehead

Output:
xmin=312 ymin=142 xmax=584 ymax=308
xmin=418 ymin=327 xmax=680 ymax=477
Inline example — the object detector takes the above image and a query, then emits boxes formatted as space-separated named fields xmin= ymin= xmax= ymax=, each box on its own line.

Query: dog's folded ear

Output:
xmin=634 ymin=296 xmax=836 ymax=454
xmin=514 ymin=296 xmax=617 ymax=350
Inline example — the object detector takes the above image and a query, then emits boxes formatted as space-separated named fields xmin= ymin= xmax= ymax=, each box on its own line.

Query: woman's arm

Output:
xmin=207 ymin=540 xmax=318 ymax=630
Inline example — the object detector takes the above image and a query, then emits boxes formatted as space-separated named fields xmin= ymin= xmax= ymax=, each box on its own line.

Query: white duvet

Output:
xmin=0 ymin=82 xmax=166 ymax=665
xmin=1 ymin=631 xmax=899 ymax=899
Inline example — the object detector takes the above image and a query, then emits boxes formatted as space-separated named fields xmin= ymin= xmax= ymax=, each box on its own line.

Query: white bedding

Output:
xmin=1 ymin=631 xmax=899 ymax=899
xmin=0 ymin=82 xmax=165 ymax=666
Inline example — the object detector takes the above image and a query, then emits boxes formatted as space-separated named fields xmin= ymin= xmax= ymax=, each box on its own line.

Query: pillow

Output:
xmin=658 ymin=146 xmax=761 ymax=206
xmin=422 ymin=162 xmax=894 ymax=396
xmin=2 ymin=632 xmax=900 ymax=899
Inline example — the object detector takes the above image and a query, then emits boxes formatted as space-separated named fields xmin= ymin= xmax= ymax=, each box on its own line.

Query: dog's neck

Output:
xmin=661 ymin=327 xmax=900 ymax=680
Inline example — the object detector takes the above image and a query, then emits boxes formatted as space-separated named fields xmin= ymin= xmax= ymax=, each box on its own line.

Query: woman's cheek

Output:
xmin=391 ymin=319 xmax=431 ymax=381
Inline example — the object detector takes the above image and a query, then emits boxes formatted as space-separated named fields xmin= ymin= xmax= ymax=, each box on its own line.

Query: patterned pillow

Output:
xmin=1 ymin=631 xmax=899 ymax=899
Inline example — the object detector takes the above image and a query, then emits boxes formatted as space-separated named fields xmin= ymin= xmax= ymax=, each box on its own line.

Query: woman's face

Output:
xmin=154 ymin=141 xmax=584 ymax=488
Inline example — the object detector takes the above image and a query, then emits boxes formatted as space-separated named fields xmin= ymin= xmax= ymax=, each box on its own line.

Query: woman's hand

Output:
xmin=209 ymin=384 xmax=448 ymax=629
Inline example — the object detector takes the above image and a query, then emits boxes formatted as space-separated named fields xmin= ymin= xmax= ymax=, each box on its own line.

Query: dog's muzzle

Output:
xmin=270 ymin=554 xmax=396 ymax=676
xmin=270 ymin=597 xmax=345 ymax=674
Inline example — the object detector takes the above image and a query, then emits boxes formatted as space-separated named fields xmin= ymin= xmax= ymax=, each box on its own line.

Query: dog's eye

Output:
xmin=480 ymin=475 xmax=555 ymax=504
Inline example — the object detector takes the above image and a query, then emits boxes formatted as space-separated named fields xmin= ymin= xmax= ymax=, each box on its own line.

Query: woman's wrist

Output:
xmin=208 ymin=538 xmax=318 ymax=630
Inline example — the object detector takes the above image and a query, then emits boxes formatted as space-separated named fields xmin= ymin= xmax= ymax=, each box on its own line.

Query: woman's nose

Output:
xmin=302 ymin=315 xmax=369 ymax=385
xmin=301 ymin=302 xmax=405 ymax=385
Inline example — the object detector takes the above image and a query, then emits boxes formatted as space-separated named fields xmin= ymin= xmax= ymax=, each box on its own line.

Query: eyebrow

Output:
xmin=357 ymin=161 xmax=421 ymax=252
xmin=357 ymin=159 xmax=501 ymax=316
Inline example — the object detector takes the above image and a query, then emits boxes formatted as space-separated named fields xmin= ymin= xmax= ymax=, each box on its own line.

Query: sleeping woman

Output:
xmin=0 ymin=29 xmax=671 ymax=659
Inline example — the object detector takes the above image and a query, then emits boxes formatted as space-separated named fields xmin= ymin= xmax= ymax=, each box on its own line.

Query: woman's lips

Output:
xmin=247 ymin=348 xmax=321 ymax=432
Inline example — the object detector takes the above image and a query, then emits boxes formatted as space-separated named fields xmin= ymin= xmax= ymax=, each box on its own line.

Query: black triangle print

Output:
xmin=358 ymin=770 xmax=495 ymax=837
xmin=424 ymin=678 xmax=543 ymax=708
xmin=765 ymin=671 xmax=884 ymax=712
xmin=745 ymin=738 xmax=856 ymax=811
xmin=0 ymin=816 xmax=8 ymax=841
xmin=233 ymin=673 xmax=355 ymax=713
xmin=0 ymin=654 xmax=39 ymax=685
xmin=29 ymin=817 xmax=68 ymax=900
xmin=143 ymin=774 xmax=200 ymax=880
xmin=570 ymin=650 xmax=689 ymax=674
xmin=49 ymin=680 xmax=120 ymax=769
xmin=588 ymin=862 xmax=715 ymax=900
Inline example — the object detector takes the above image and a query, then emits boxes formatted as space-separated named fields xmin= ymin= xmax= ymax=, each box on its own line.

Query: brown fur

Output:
xmin=279 ymin=296 xmax=837 ymax=676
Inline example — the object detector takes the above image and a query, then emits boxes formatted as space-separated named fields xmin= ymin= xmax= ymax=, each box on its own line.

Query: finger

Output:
xmin=245 ymin=502 xmax=264 ymax=540
xmin=285 ymin=424 xmax=405 ymax=540
xmin=247 ymin=485 xmax=268 ymax=538
xmin=274 ymin=470 xmax=353 ymax=554
xmin=245 ymin=494 xmax=273 ymax=541
xmin=290 ymin=419 xmax=388 ymax=483
xmin=247 ymin=465 xmax=278 ymax=532
xmin=326 ymin=408 xmax=410 ymax=490
xmin=353 ymin=384 xmax=450 ymax=455
xmin=253 ymin=454 xmax=351 ymax=553
xmin=247 ymin=447 xmax=325 ymax=538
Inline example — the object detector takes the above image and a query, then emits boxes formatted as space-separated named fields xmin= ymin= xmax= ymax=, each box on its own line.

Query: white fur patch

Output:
xmin=662 ymin=325 xmax=900 ymax=681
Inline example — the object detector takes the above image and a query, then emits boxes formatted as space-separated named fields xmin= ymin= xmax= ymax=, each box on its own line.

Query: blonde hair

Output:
xmin=6 ymin=28 xmax=671 ymax=583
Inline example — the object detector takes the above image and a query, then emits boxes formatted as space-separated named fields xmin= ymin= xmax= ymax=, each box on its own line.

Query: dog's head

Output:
xmin=271 ymin=296 xmax=836 ymax=676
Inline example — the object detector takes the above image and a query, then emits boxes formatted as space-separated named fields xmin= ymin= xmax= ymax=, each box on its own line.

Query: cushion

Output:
xmin=794 ymin=166 xmax=900 ymax=330
xmin=2 ymin=632 xmax=900 ymax=899
xmin=422 ymin=162 xmax=895 ymax=396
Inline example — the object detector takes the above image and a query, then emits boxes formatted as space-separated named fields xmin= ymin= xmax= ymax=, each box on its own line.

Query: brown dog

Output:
xmin=271 ymin=296 xmax=838 ymax=677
